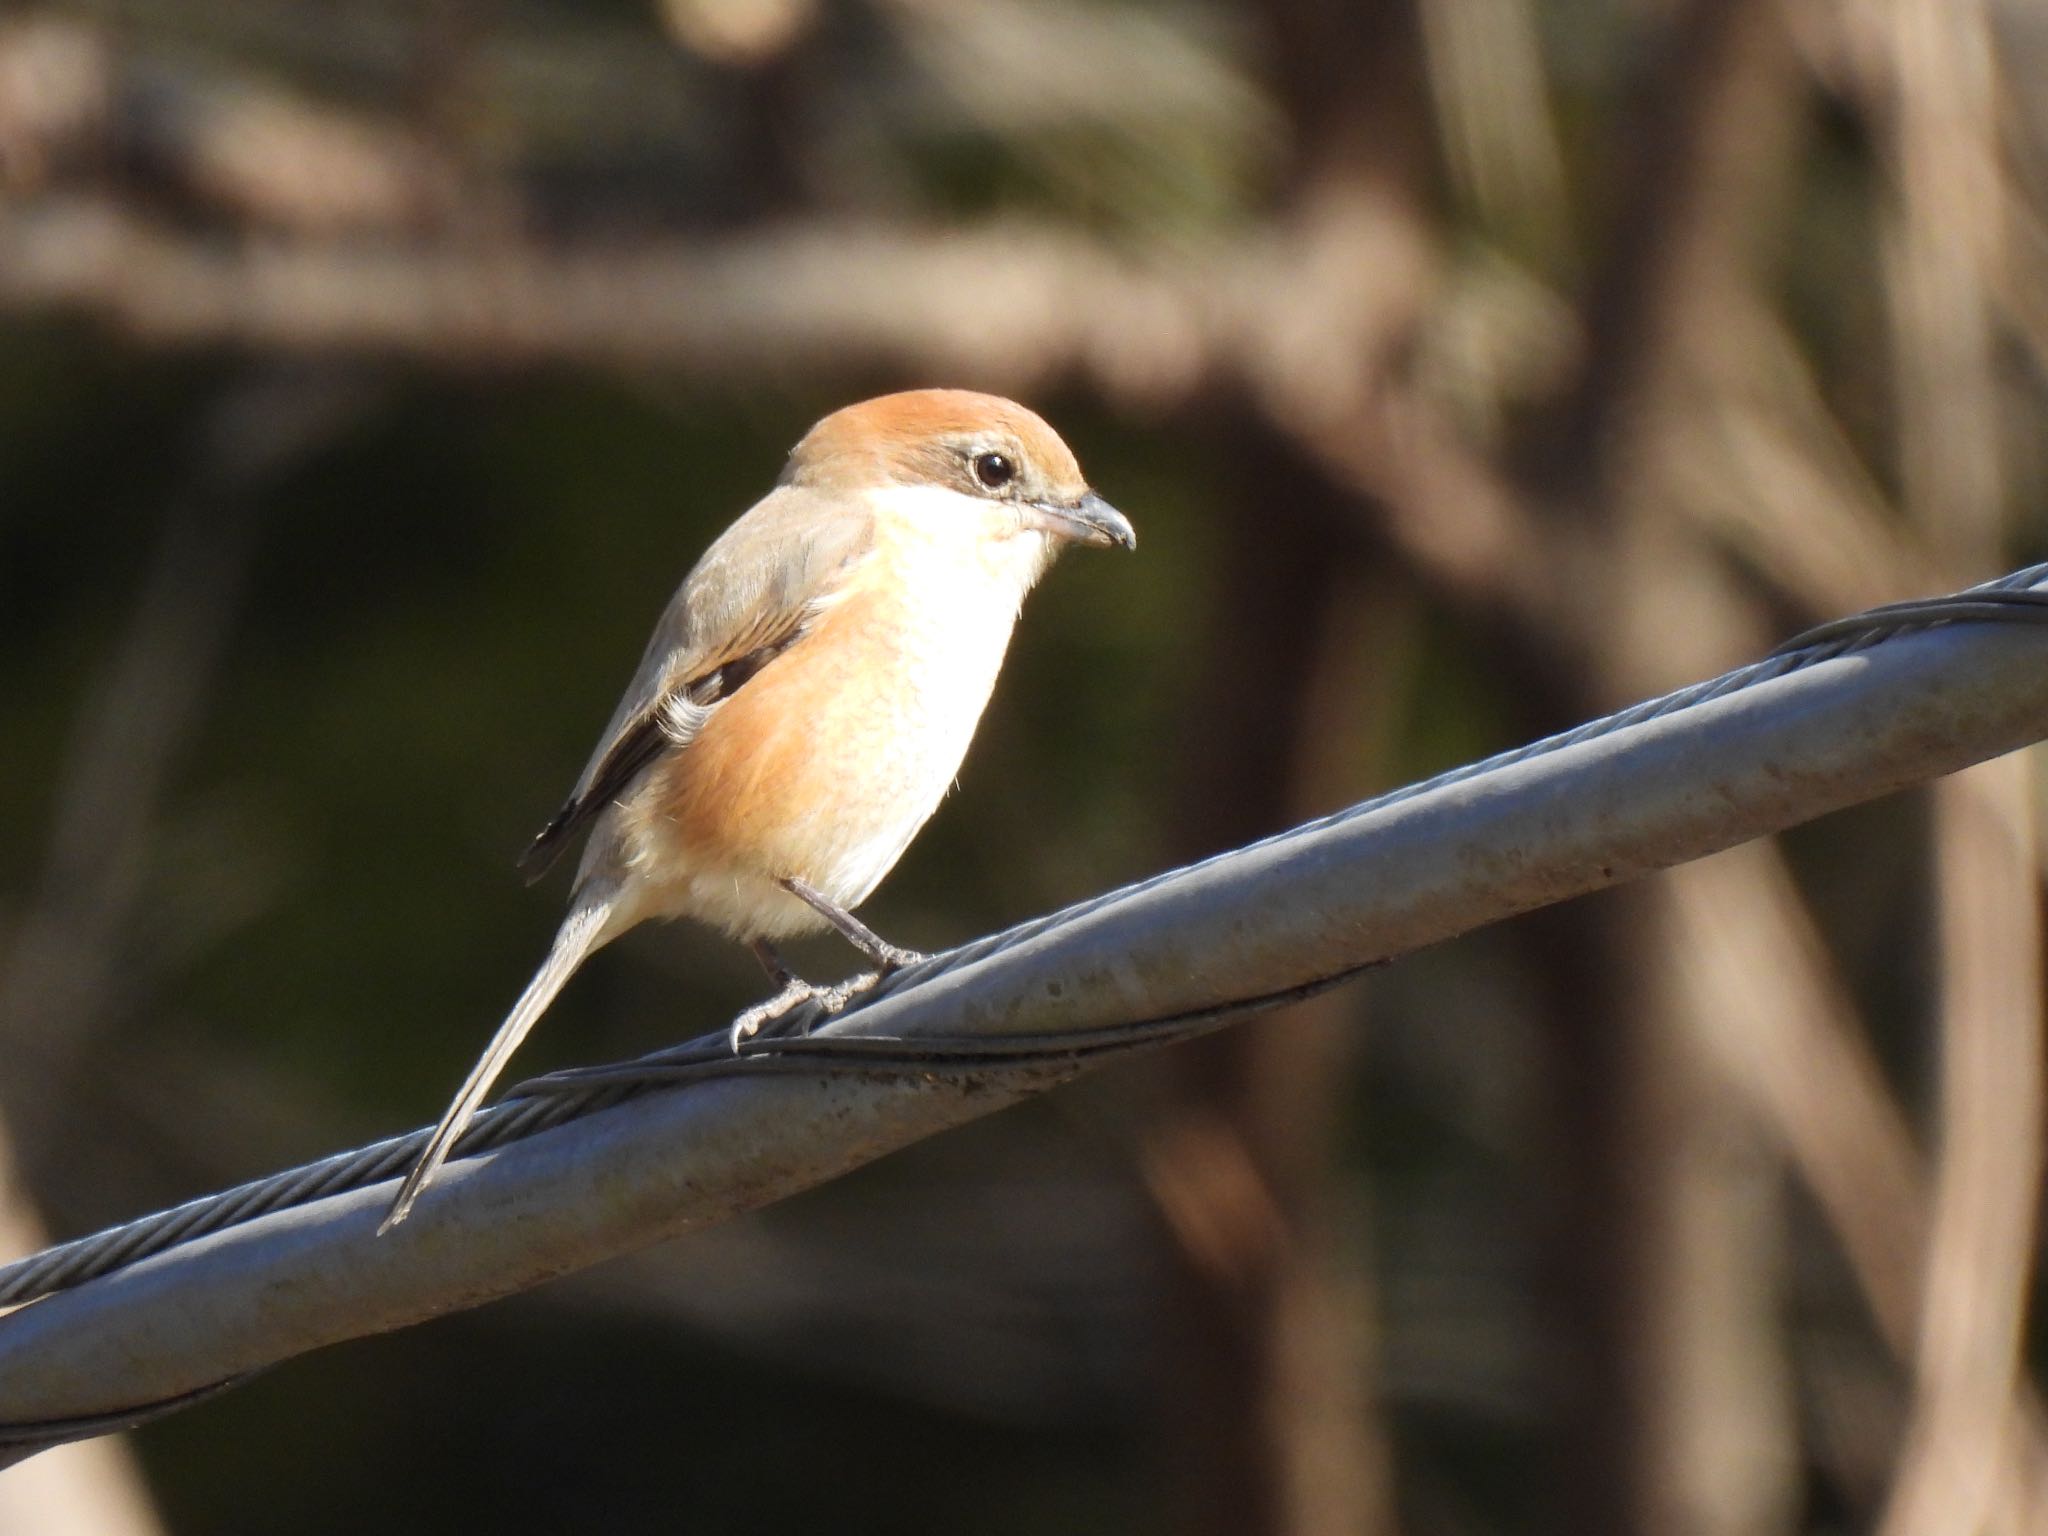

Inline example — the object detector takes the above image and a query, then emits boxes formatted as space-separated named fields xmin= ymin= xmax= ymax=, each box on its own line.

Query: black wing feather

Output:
xmin=517 ymin=716 xmax=670 ymax=882
xmin=515 ymin=622 xmax=811 ymax=883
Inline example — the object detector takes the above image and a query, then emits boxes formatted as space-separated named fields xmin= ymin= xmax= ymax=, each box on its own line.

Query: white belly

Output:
xmin=805 ymin=587 xmax=1018 ymax=906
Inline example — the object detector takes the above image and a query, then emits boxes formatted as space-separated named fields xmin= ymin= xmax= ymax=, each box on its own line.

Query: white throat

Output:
xmin=865 ymin=482 xmax=1059 ymax=600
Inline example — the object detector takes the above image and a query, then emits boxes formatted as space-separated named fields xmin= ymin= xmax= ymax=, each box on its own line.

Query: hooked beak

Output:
xmin=1028 ymin=490 xmax=1137 ymax=551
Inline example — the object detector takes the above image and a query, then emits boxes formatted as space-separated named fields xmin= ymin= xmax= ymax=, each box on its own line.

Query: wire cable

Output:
xmin=3 ymin=560 xmax=2045 ymax=1315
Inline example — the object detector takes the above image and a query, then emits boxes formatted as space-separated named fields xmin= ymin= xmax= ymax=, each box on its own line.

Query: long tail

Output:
xmin=379 ymin=888 xmax=620 ymax=1232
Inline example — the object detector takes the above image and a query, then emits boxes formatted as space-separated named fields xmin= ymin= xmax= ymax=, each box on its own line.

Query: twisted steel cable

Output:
xmin=3 ymin=561 xmax=2045 ymax=1315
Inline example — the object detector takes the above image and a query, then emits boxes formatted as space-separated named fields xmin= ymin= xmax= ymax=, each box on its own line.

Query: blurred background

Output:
xmin=3 ymin=0 xmax=2047 ymax=1531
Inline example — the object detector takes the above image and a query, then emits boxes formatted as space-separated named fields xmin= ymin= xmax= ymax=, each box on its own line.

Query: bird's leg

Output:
xmin=781 ymin=878 xmax=929 ymax=972
xmin=750 ymin=936 xmax=799 ymax=990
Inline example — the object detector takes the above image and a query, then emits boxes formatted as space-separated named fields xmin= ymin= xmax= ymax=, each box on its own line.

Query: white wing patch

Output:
xmin=658 ymin=692 xmax=713 ymax=747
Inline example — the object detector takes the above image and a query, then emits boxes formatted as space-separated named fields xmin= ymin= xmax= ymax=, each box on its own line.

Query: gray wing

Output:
xmin=518 ymin=484 xmax=876 ymax=882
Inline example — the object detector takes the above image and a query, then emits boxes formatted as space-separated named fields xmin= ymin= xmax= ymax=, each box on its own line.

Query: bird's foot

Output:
xmin=822 ymin=969 xmax=887 ymax=1007
xmin=727 ymin=970 xmax=889 ymax=1053
xmin=869 ymin=943 xmax=928 ymax=974
xmin=729 ymin=977 xmax=821 ymax=1052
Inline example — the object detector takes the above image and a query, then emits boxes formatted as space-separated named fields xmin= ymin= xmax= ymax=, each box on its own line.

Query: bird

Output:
xmin=379 ymin=388 xmax=1135 ymax=1230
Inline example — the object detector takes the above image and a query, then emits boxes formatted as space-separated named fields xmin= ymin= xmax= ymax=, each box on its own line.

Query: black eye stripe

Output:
xmin=972 ymin=452 xmax=1017 ymax=490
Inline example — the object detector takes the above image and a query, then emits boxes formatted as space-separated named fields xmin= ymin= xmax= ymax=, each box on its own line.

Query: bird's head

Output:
xmin=784 ymin=389 xmax=1136 ymax=556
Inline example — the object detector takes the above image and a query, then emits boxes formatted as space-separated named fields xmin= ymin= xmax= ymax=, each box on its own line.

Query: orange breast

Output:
xmin=654 ymin=584 xmax=905 ymax=870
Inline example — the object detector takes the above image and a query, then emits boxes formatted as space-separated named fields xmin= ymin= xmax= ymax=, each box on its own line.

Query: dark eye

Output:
xmin=972 ymin=452 xmax=1016 ymax=490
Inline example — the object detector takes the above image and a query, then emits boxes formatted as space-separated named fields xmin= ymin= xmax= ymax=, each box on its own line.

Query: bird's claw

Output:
xmin=729 ymin=978 xmax=816 ymax=1051
xmin=728 ymin=970 xmax=887 ymax=1053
